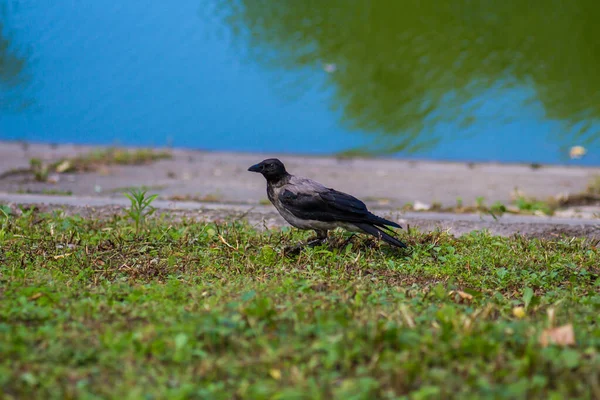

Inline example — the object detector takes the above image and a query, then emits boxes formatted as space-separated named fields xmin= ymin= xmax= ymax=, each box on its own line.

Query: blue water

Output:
xmin=0 ymin=1 xmax=598 ymax=165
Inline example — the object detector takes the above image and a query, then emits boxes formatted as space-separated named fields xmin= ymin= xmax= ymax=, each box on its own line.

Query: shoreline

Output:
xmin=1 ymin=140 xmax=599 ymax=221
xmin=2 ymin=139 xmax=597 ymax=170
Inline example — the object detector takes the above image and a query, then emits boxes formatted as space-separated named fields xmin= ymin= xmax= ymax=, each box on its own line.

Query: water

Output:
xmin=1 ymin=1 xmax=600 ymax=165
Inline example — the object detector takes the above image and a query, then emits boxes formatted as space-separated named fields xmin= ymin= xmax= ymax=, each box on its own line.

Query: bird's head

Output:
xmin=248 ymin=158 xmax=287 ymax=182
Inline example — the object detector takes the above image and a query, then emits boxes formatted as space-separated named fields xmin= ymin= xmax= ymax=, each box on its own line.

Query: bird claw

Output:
xmin=283 ymin=237 xmax=328 ymax=256
xmin=307 ymin=237 xmax=328 ymax=247
xmin=283 ymin=244 xmax=303 ymax=256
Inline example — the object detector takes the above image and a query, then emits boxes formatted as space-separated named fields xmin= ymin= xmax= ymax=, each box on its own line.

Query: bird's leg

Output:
xmin=283 ymin=243 xmax=303 ymax=256
xmin=307 ymin=230 xmax=328 ymax=247
xmin=284 ymin=230 xmax=328 ymax=256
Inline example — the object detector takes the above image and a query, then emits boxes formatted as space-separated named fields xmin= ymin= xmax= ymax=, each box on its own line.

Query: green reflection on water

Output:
xmin=216 ymin=0 xmax=600 ymax=154
xmin=0 ymin=2 xmax=31 ymax=112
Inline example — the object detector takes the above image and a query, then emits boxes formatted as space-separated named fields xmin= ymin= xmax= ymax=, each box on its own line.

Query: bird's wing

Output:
xmin=278 ymin=178 xmax=369 ymax=222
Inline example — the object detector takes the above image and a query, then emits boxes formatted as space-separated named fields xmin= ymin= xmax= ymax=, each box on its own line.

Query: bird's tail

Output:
xmin=354 ymin=223 xmax=407 ymax=249
xmin=367 ymin=213 xmax=403 ymax=230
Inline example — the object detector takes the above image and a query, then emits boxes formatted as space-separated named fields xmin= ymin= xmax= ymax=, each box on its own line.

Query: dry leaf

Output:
xmin=53 ymin=253 xmax=72 ymax=259
xmin=449 ymin=290 xmax=473 ymax=300
xmin=457 ymin=291 xmax=473 ymax=300
xmin=55 ymin=160 xmax=72 ymax=173
xmin=540 ymin=324 xmax=575 ymax=347
xmin=29 ymin=293 xmax=43 ymax=301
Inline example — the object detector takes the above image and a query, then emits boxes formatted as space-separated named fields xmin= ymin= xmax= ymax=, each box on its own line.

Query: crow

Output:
xmin=248 ymin=158 xmax=407 ymax=249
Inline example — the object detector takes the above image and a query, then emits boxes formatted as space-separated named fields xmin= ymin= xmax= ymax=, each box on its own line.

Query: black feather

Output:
xmin=280 ymin=188 xmax=402 ymax=236
xmin=354 ymin=223 xmax=407 ymax=249
xmin=366 ymin=214 xmax=403 ymax=230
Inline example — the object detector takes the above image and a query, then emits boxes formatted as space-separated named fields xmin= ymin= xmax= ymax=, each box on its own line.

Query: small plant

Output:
xmin=0 ymin=205 xmax=12 ymax=242
xmin=124 ymin=189 xmax=159 ymax=234
xmin=475 ymin=196 xmax=486 ymax=210
xmin=514 ymin=196 xmax=554 ymax=215
xmin=489 ymin=201 xmax=506 ymax=213
xmin=430 ymin=201 xmax=443 ymax=211
xmin=586 ymin=175 xmax=600 ymax=195
xmin=30 ymin=158 xmax=49 ymax=182
xmin=0 ymin=205 xmax=11 ymax=218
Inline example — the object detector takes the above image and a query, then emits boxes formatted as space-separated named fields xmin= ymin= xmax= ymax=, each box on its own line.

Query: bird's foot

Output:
xmin=283 ymin=237 xmax=328 ymax=256
xmin=307 ymin=236 xmax=328 ymax=247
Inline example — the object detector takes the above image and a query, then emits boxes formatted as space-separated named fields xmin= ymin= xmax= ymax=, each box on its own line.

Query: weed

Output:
xmin=514 ymin=196 xmax=554 ymax=215
xmin=0 ymin=205 xmax=12 ymax=241
xmin=586 ymin=175 xmax=600 ymax=195
xmin=29 ymin=158 xmax=49 ymax=182
xmin=0 ymin=204 xmax=11 ymax=218
xmin=475 ymin=196 xmax=486 ymax=209
xmin=124 ymin=188 xmax=158 ymax=234
xmin=455 ymin=197 xmax=463 ymax=208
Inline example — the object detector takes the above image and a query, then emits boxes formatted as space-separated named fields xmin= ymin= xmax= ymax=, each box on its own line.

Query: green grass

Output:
xmin=0 ymin=210 xmax=599 ymax=399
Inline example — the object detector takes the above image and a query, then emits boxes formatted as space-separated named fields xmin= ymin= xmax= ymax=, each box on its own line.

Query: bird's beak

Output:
xmin=248 ymin=163 xmax=262 ymax=173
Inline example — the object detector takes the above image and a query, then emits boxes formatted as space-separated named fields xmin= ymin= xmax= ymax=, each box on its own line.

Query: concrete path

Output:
xmin=1 ymin=141 xmax=600 ymax=208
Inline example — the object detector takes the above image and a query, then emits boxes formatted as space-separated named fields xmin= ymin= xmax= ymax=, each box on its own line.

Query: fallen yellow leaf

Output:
xmin=269 ymin=369 xmax=282 ymax=380
xmin=540 ymin=324 xmax=575 ymax=347
xmin=53 ymin=253 xmax=72 ymax=260
xmin=513 ymin=307 xmax=526 ymax=319
xmin=54 ymin=160 xmax=72 ymax=173
xmin=449 ymin=290 xmax=473 ymax=300
xmin=29 ymin=293 xmax=43 ymax=301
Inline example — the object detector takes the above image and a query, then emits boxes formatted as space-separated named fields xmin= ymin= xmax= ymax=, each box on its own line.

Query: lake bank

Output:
xmin=1 ymin=141 xmax=599 ymax=209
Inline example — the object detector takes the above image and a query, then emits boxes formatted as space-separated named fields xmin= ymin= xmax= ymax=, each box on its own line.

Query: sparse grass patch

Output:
xmin=586 ymin=176 xmax=600 ymax=195
xmin=553 ymin=175 xmax=600 ymax=209
xmin=53 ymin=147 xmax=172 ymax=173
xmin=0 ymin=211 xmax=599 ymax=398
xmin=512 ymin=195 xmax=555 ymax=215
xmin=401 ymin=176 xmax=600 ymax=217
xmin=0 ymin=148 xmax=172 ymax=183
xmin=403 ymin=195 xmax=554 ymax=216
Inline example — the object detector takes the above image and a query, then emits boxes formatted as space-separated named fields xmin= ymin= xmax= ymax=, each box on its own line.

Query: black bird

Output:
xmin=248 ymin=158 xmax=407 ymax=249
